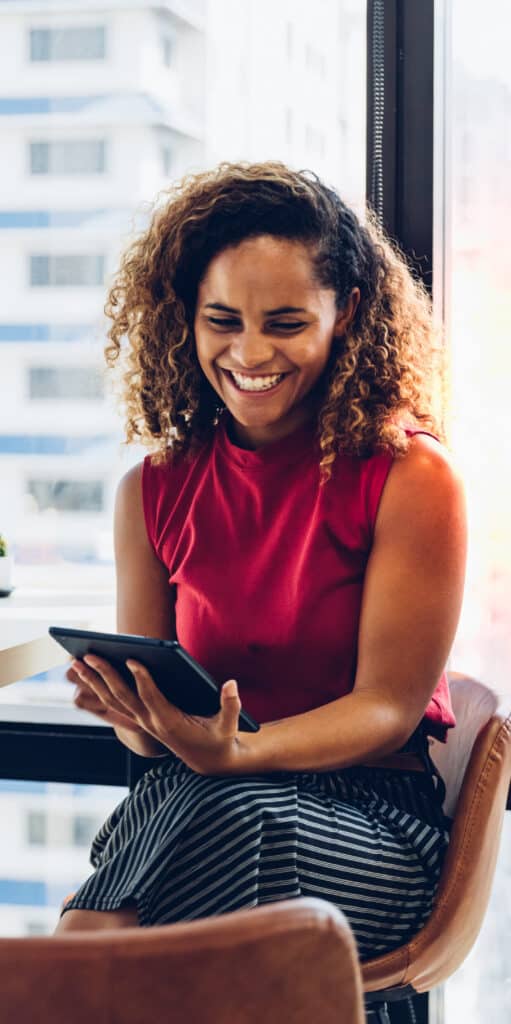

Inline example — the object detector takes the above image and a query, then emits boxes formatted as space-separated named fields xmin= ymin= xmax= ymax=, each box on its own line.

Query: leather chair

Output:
xmin=363 ymin=672 xmax=511 ymax=1022
xmin=0 ymin=897 xmax=364 ymax=1024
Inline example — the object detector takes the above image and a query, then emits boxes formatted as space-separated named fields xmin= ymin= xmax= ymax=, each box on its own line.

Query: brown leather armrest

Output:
xmin=0 ymin=898 xmax=364 ymax=1024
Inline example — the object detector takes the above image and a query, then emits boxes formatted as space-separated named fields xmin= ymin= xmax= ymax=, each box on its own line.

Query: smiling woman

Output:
xmin=56 ymin=162 xmax=466 ymax=961
xmin=194 ymin=235 xmax=360 ymax=449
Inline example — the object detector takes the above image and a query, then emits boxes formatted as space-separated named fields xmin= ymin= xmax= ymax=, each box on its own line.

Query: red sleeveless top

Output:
xmin=142 ymin=414 xmax=455 ymax=741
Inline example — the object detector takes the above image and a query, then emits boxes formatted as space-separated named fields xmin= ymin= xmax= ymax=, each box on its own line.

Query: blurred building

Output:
xmin=0 ymin=0 xmax=206 ymax=567
xmin=0 ymin=0 xmax=367 ymax=937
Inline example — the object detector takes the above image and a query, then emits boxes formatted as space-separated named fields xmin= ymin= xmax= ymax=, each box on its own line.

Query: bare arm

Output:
xmin=68 ymin=461 xmax=177 ymax=757
xmin=236 ymin=434 xmax=467 ymax=773
xmin=111 ymin=461 xmax=176 ymax=756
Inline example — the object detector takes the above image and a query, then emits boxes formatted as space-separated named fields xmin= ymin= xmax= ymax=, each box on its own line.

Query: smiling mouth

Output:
xmin=222 ymin=369 xmax=290 ymax=394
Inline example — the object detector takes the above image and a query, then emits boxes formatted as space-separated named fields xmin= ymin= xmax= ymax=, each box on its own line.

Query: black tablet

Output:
xmin=48 ymin=626 xmax=259 ymax=733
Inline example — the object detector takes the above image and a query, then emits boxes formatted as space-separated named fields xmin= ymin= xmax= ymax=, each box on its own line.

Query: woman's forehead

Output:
xmin=197 ymin=236 xmax=325 ymax=305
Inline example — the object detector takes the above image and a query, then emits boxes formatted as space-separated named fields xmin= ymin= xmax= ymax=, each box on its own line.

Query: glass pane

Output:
xmin=0 ymin=779 xmax=127 ymax=936
xmin=29 ymin=367 xmax=104 ymax=400
xmin=0 ymin=0 xmax=367 ymax=719
xmin=437 ymin=0 xmax=511 ymax=1019
xmin=30 ymin=140 xmax=106 ymax=175
xmin=30 ymin=27 xmax=106 ymax=63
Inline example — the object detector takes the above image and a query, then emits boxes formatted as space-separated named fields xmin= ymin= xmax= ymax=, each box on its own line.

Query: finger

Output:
xmin=125 ymin=660 xmax=183 ymax=726
xmin=65 ymin=663 xmax=82 ymax=685
xmin=80 ymin=655 xmax=142 ymax=714
xmin=219 ymin=680 xmax=241 ymax=735
xmin=73 ymin=687 xmax=142 ymax=730
xmin=73 ymin=686 xmax=108 ymax=716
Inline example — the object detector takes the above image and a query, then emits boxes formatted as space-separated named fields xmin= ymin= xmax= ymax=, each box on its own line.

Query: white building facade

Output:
xmin=0 ymin=0 xmax=366 ymax=935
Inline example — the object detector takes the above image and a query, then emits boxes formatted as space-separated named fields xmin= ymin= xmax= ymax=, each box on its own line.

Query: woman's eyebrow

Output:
xmin=203 ymin=302 xmax=308 ymax=315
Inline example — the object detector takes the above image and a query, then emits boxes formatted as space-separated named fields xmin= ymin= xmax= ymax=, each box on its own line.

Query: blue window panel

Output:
xmin=0 ymin=210 xmax=107 ymax=229
xmin=0 ymin=879 xmax=46 ymax=906
xmin=0 ymin=781 xmax=47 ymax=794
xmin=0 ymin=96 xmax=108 ymax=115
xmin=0 ymin=324 xmax=93 ymax=342
xmin=0 ymin=435 xmax=109 ymax=455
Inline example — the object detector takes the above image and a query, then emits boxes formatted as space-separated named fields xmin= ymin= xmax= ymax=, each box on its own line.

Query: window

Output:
xmin=437 ymin=1 xmax=511 ymax=1020
xmin=0 ymin=781 xmax=127 ymax=936
xmin=0 ymin=436 xmax=109 ymax=455
xmin=26 ymin=479 xmax=104 ymax=514
xmin=30 ymin=140 xmax=106 ymax=175
xmin=161 ymin=145 xmax=173 ymax=176
xmin=26 ymin=811 xmax=47 ymax=845
xmin=29 ymin=27 xmax=106 ymax=62
xmin=162 ymin=36 xmax=174 ymax=66
xmin=0 ymin=0 xmax=366 ymax=674
xmin=72 ymin=815 xmax=101 ymax=847
xmin=0 ymin=324 xmax=93 ymax=343
xmin=29 ymin=367 xmax=104 ymax=400
xmin=30 ymin=254 xmax=105 ymax=287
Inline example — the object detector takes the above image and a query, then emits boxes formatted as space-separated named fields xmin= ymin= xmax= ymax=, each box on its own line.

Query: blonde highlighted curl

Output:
xmin=104 ymin=161 xmax=446 ymax=484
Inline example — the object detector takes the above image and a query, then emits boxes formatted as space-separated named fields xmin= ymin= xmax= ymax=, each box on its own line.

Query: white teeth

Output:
xmin=230 ymin=371 xmax=285 ymax=391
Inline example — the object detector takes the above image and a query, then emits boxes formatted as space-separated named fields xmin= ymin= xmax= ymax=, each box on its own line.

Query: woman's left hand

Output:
xmin=75 ymin=654 xmax=246 ymax=775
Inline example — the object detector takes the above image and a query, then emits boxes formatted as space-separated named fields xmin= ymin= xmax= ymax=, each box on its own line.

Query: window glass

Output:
xmin=27 ymin=479 xmax=104 ymax=514
xmin=26 ymin=810 xmax=47 ymax=845
xmin=29 ymin=367 xmax=104 ymax=400
xmin=30 ymin=27 xmax=106 ymax=62
xmin=162 ymin=37 xmax=174 ymax=67
xmin=0 ymin=0 xmax=366 ymax=712
xmin=30 ymin=140 xmax=106 ymax=175
xmin=0 ymin=780 xmax=127 ymax=936
xmin=29 ymin=254 xmax=105 ymax=287
xmin=437 ymin=1 xmax=511 ymax=1020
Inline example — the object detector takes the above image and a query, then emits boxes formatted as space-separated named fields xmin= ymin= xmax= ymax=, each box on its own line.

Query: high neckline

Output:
xmin=215 ymin=412 xmax=318 ymax=470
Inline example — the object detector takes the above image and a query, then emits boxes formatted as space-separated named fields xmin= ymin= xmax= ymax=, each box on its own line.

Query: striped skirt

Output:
xmin=61 ymin=729 xmax=451 ymax=960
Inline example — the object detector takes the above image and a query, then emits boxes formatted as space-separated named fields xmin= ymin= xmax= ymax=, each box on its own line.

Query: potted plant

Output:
xmin=0 ymin=533 xmax=14 ymax=596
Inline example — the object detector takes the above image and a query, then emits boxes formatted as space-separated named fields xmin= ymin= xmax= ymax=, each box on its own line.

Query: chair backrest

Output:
xmin=363 ymin=671 xmax=511 ymax=994
xmin=0 ymin=897 xmax=364 ymax=1024
xmin=429 ymin=672 xmax=502 ymax=817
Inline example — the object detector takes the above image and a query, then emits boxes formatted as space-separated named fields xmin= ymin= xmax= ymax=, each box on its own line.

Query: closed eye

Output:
xmin=206 ymin=317 xmax=307 ymax=331
xmin=206 ymin=317 xmax=240 ymax=328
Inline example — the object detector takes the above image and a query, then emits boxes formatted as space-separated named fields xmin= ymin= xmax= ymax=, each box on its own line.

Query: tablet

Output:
xmin=48 ymin=626 xmax=260 ymax=733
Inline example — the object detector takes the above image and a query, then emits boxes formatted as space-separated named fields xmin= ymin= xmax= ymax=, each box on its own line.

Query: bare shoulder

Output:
xmin=113 ymin=462 xmax=145 ymax=536
xmin=375 ymin=433 xmax=466 ymax=539
xmin=114 ymin=459 xmax=154 ymax=555
xmin=114 ymin=459 xmax=176 ymax=638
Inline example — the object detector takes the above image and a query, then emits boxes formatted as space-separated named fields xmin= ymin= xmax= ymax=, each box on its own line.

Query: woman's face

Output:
xmin=194 ymin=234 xmax=359 ymax=449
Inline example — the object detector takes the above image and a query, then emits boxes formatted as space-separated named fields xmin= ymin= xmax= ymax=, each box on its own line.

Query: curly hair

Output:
xmin=104 ymin=160 xmax=446 ymax=483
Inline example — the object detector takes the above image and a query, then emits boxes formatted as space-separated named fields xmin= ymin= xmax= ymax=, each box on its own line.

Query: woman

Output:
xmin=56 ymin=162 xmax=467 ymax=959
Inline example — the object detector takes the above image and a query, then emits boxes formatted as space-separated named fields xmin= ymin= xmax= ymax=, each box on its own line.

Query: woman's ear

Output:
xmin=334 ymin=287 xmax=360 ymax=335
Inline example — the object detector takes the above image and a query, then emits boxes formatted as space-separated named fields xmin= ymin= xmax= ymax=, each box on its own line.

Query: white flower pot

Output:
xmin=0 ymin=555 xmax=14 ymax=595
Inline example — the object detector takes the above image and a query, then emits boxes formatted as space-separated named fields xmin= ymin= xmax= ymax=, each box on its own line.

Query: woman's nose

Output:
xmin=230 ymin=330 xmax=275 ymax=368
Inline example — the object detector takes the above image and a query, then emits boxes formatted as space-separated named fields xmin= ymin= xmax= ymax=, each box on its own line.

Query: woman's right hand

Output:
xmin=65 ymin=662 xmax=169 ymax=758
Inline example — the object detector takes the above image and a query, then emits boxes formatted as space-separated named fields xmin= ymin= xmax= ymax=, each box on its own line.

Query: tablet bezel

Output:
xmin=48 ymin=626 xmax=259 ymax=733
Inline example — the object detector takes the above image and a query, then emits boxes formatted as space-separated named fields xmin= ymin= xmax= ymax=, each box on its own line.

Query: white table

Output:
xmin=0 ymin=586 xmax=116 ymax=724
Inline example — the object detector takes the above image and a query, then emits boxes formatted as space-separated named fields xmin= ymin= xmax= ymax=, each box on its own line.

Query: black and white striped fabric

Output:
xmin=62 ymin=732 xmax=451 ymax=960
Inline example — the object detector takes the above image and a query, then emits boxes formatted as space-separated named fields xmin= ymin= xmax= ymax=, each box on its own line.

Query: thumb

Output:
xmin=220 ymin=679 xmax=241 ymax=732
xmin=222 ymin=679 xmax=239 ymax=700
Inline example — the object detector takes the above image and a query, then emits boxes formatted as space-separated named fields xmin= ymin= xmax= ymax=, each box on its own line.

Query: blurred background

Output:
xmin=0 ymin=2 xmax=509 ymax=1020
